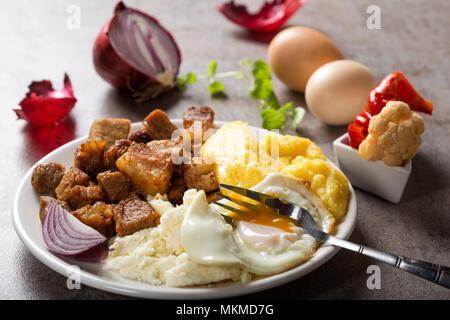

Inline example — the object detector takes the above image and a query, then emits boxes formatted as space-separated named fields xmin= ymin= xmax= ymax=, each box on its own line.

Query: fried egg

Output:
xmin=181 ymin=173 xmax=335 ymax=276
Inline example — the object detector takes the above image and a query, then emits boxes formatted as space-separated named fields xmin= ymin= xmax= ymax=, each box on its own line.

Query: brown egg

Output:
xmin=268 ymin=26 xmax=343 ymax=92
xmin=305 ymin=60 xmax=377 ymax=125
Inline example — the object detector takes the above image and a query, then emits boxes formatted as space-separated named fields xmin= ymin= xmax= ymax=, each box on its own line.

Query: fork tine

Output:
xmin=213 ymin=201 xmax=247 ymax=216
xmin=219 ymin=184 xmax=287 ymax=211
xmin=215 ymin=193 xmax=258 ymax=211
xmin=219 ymin=184 xmax=278 ymax=203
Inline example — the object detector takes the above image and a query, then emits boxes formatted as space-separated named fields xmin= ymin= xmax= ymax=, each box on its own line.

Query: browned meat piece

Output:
xmin=103 ymin=139 xmax=131 ymax=171
xmin=146 ymin=140 xmax=185 ymax=177
xmin=88 ymin=118 xmax=131 ymax=148
xmin=73 ymin=140 xmax=106 ymax=178
xmin=114 ymin=193 xmax=160 ymax=237
xmin=183 ymin=158 xmax=218 ymax=192
xmin=97 ymin=170 xmax=131 ymax=202
xmin=31 ymin=163 xmax=66 ymax=196
xmin=206 ymin=191 xmax=221 ymax=204
xmin=183 ymin=107 xmax=215 ymax=146
xmin=173 ymin=164 xmax=183 ymax=178
xmin=129 ymin=127 xmax=152 ymax=143
xmin=146 ymin=139 xmax=182 ymax=161
xmin=64 ymin=185 xmax=104 ymax=209
xmin=183 ymin=106 xmax=215 ymax=131
xmin=72 ymin=202 xmax=116 ymax=237
xmin=143 ymin=109 xmax=178 ymax=140
xmin=116 ymin=143 xmax=173 ymax=197
xmin=55 ymin=167 xmax=104 ymax=209
xmin=167 ymin=178 xmax=186 ymax=205
xmin=55 ymin=167 xmax=90 ymax=199
xmin=39 ymin=196 xmax=70 ymax=224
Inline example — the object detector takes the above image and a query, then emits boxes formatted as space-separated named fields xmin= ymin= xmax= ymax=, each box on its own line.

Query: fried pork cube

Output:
xmin=182 ymin=106 xmax=215 ymax=131
xmin=146 ymin=139 xmax=185 ymax=177
xmin=114 ymin=193 xmax=160 ymax=237
xmin=72 ymin=202 xmax=116 ymax=237
xmin=73 ymin=140 xmax=106 ymax=178
xmin=55 ymin=167 xmax=90 ymax=197
xmin=97 ymin=170 xmax=131 ymax=202
xmin=55 ymin=167 xmax=104 ymax=209
xmin=167 ymin=178 xmax=186 ymax=205
xmin=129 ymin=127 xmax=152 ymax=143
xmin=143 ymin=109 xmax=178 ymax=140
xmin=182 ymin=107 xmax=215 ymax=146
xmin=88 ymin=118 xmax=131 ymax=148
xmin=39 ymin=196 xmax=70 ymax=224
xmin=146 ymin=139 xmax=183 ymax=161
xmin=183 ymin=158 xmax=218 ymax=192
xmin=64 ymin=185 xmax=104 ymax=209
xmin=116 ymin=144 xmax=173 ymax=197
xmin=31 ymin=163 xmax=66 ymax=196
xmin=103 ymin=139 xmax=131 ymax=171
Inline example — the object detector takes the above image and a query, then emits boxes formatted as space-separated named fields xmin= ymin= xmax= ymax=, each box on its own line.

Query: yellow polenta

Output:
xmin=202 ymin=121 xmax=349 ymax=221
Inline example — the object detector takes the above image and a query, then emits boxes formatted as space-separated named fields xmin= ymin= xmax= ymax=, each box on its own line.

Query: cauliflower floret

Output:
xmin=359 ymin=101 xmax=425 ymax=166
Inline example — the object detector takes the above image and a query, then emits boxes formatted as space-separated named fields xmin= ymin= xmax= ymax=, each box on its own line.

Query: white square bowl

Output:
xmin=333 ymin=133 xmax=411 ymax=203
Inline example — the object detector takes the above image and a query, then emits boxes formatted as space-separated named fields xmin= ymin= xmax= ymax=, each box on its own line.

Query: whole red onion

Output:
xmin=93 ymin=2 xmax=181 ymax=102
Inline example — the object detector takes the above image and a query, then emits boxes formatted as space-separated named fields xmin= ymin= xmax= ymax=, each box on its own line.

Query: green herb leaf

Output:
xmin=261 ymin=108 xmax=286 ymax=130
xmin=208 ymin=80 xmax=225 ymax=95
xmin=249 ymin=78 xmax=273 ymax=101
xmin=185 ymin=72 xmax=197 ymax=84
xmin=280 ymin=102 xmax=293 ymax=113
xmin=177 ymin=72 xmax=197 ymax=90
xmin=251 ymin=60 xmax=271 ymax=80
xmin=260 ymin=101 xmax=271 ymax=111
xmin=208 ymin=60 xmax=217 ymax=78
xmin=291 ymin=107 xmax=306 ymax=129
xmin=267 ymin=92 xmax=281 ymax=109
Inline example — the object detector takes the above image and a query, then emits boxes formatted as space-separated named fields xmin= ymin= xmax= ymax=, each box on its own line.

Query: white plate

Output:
xmin=12 ymin=120 xmax=357 ymax=299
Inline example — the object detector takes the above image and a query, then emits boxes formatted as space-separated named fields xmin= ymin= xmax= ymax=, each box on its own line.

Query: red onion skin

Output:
xmin=13 ymin=74 xmax=77 ymax=127
xmin=218 ymin=0 xmax=307 ymax=33
xmin=93 ymin=2 xmax=182 ymax=95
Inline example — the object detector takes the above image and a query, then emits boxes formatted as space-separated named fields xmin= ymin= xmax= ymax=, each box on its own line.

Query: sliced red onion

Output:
xmin=93 ymin=2 xmax=181 ymax=102
xmin=218 ymin=0 xmax=307 ymax=33
xmin=42 ymin=202 xmax=108 ymax=261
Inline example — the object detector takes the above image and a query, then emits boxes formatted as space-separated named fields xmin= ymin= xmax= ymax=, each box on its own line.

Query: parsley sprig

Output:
xmin=177 ymin=60 xmax=305 ymax=131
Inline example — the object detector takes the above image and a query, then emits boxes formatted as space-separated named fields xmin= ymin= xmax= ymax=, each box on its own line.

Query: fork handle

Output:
xmin=327 ymin=235 xmax=450 ymax=289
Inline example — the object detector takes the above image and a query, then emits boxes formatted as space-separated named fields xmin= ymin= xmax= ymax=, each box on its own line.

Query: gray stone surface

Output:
xmin=0 ymin=0 xmax=449 ymax=299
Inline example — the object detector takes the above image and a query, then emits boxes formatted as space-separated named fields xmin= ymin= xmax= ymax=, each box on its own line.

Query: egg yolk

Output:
xmin=227 ymin=194 xmax=296 ymax=233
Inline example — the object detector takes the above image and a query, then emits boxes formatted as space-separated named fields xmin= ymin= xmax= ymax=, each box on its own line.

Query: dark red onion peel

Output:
xmin=218 ymin=0 xmax=307 ymax=33
xmin=43 ymin=202 xmax=108 ymax=261
xmin=93 ymin=2 xmax=181 ymax=102
xmin=13 ymin=73 xmax=77 ymax=127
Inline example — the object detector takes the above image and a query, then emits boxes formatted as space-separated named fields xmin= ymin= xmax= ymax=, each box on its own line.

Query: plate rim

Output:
xmin=12 ymin=119 xmax=357 ymax=299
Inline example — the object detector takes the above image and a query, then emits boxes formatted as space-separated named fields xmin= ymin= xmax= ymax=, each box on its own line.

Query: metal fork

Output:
xmin=214 ymin=184 xmax=450 ymax=289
